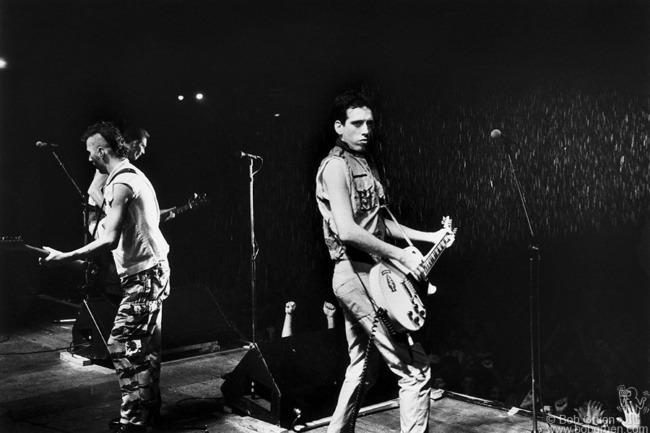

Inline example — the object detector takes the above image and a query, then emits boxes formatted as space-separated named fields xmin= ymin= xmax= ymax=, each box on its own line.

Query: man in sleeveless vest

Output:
xmin=86 ymin=126 xmax=174 ymax=301
xmin=42 ymin=122 xmax=170 ymax=433
xmin=316 ymin=91 xmax=452 ymax=433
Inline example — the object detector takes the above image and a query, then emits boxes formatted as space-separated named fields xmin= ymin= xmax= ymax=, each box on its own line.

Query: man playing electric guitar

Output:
xmin=42 ymin=122 xmax=170 ymax=433
xmin=315 ymin=90 xmax=456 ymax=433
xmin=88 ymin=126 xmax=176 ymax=239
xmin=86 ymin=126 xmax=178 ymax=299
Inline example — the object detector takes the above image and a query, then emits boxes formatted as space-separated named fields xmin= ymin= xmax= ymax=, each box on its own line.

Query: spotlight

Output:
xmin=0 ymin=58 xmax=7 ymax=69
xmin=177 ymin=95 xmax=185 ymax=101
xmin=274 ymin=113 xmax=280 ymax=117
xmin=195 ymin=93 xmax=204 ymax=100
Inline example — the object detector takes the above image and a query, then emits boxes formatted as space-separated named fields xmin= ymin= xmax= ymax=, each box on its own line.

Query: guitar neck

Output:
xmin=171 ymin=204 xmax=191 ymax=216
xmin=422 ymin=234 xmax=452 ymax=275
xmin=14 ymin=243 xmax=88 ymax=269
xmin=21 ymin=244 xmax=49 ymax=258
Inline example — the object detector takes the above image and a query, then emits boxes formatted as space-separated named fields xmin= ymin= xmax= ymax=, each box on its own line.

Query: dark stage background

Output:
xmin=1 ymin=0 xmax=648 ymax=411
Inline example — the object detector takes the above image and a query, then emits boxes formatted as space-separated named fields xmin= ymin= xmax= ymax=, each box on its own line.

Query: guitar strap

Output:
xmin=89 ymin=167 xmax=137 ymax=240
xmin=381 ymin=205 xmax=415 ymax=248
xmin=90 ymin=202 xmax=103 ymax=240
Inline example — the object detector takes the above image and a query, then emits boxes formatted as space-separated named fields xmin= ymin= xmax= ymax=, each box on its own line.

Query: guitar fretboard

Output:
xmin=172 ymin=204 xmax=192 ymax=215
xmin=422 ymin=234 xmax=452 ymax=274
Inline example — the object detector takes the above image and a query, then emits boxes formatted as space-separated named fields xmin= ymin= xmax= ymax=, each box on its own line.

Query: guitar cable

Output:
xmin=376 ymin=307 xmax=398 ymax=336
xmin=342 ymin=247 xmax=417 ymax=432
xmin=344 ymin=312 xmax=380 ymax=433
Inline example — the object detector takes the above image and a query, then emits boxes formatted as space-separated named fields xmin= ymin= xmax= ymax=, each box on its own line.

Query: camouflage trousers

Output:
xmin=108 ymin=260 xmax=170 ymax=427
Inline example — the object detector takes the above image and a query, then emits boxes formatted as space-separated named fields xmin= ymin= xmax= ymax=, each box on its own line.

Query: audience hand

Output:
xmin=617 ymin=401 xmax=641 ymax=432
xmin=285 ymin=301 xmax=296 ymax=315
xmin=575 ymin=400 xmax=605 ymax=425
xmin=554 ymin=397 xmax=568 ymax=415
xmin=323 ymin=301 xmax=336 ymax=317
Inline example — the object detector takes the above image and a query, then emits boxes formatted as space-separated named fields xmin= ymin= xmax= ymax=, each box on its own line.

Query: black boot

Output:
xmin=110 ymin=414 xmax=159 ymax=430
xmin=146 ymin=392 xmax=162 ymax=427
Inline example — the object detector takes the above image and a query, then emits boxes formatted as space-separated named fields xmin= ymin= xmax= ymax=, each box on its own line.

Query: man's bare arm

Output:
xmin=43 ymin=183 xmax=132 ymax=265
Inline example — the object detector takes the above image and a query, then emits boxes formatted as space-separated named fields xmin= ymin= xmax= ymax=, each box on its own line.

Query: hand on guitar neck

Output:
xmin=394 ymin=216 xmax=456 ymax=283
xmin=0 ymin=236 xmax=91 ymax=271
xmin=369 ymin=216 xmax=457 ymax=333
xmin=160 ymin=193 xmax=209 ymax=222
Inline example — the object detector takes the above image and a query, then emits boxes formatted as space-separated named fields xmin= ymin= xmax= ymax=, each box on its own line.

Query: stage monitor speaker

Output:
xmin=221 ymin=328 xmax=348 ymax=427
xmin=72 ymin=285 xmax=237 ymax=360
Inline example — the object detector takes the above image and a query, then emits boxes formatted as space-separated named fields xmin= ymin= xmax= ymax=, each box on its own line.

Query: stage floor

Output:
xmin=0 ymin=295 xmax=590 ymax=433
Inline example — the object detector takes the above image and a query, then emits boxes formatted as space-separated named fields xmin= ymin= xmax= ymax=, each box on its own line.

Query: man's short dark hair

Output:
xmin=123 ymin=126 xmax=150 ymax=144
xmin=81 ymin=121 xmax=128 ymax=158
xmin=332 ymin=90 xmax=374 ymax=124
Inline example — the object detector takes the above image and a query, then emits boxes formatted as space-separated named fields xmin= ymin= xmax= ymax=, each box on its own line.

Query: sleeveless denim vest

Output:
xmin=316 ymin=144 xmax=386 ymax=261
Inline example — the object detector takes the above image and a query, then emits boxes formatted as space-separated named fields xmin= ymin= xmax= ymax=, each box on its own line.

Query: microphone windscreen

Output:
xmin=490 ymin=129 xmax=502 ymax=139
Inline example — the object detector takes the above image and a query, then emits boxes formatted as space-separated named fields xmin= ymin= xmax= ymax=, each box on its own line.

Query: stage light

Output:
xmin=0 ymin=58 xmax=7 ymax=69
xmin=178 ymin=95 xmax=185 ymax=101
xmin=274 ymin=113 xmax=280 ymax=117
xmin=195 ymin=93 xmax=204 ymax=100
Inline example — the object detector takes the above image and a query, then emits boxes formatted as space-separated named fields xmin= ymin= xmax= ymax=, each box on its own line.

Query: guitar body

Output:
xmin=368 ymin=217 xmax=456 ymax=333
xmin=369 ymin=246 xmax=429 ymax=333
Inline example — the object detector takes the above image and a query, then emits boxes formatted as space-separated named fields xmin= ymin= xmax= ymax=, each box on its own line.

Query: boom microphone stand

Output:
xmin=490 ymin=130 xmax=543 ymax=433
xmin=36 ymin=141 xmax=90 ymax=256
xmin=240 ymin=151 xmax=263 ymax=343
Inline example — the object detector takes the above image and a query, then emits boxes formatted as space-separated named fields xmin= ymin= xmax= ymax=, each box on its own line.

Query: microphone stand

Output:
xmin=245 ymin=156 xmax=263 ymax=343
xmin=503 ymin=148 xmax=543 ymax=433
xmin=43 ymin=147 xmax=92 ymax=285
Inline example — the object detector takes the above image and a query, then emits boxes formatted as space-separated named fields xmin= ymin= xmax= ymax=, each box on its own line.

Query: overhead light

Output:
xmin=195 ymin=93 xmax=204 ymax=100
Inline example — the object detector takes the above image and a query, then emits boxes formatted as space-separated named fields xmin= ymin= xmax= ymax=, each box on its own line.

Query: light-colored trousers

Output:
xmin=327 ymin=260 xmax=431 ymax=433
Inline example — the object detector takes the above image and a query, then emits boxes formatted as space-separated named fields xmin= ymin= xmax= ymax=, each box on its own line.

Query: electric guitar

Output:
xmin=368 ymin=216 xmax=456 ymax=333
xmin=161 ymin=193 xmax=210 ymax=221
xmin=0 ymin=236 xmax=97 ymax=275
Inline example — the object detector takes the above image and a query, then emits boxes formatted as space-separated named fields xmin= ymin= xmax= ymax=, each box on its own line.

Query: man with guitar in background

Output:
xmin=41 ymin=122 xmax=170 ymax=433
xmin=86 ymin=126 xmax=174 ymax=300
xmin=88 ymin=126 xmax=177 ymax=236
xmin=315 ymin=90 xmax=455 ymax=433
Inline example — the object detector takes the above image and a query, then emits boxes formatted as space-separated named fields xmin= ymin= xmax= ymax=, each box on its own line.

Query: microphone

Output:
xmin=239 ymin=150 xmax=262 ymax=160
xmin=490 ymin=129 xmax=517 ymax=150
xmin=36 ymin=141 xmax=59 ymax=149
xmin=490 ymin=129 xmax=503 ymax=140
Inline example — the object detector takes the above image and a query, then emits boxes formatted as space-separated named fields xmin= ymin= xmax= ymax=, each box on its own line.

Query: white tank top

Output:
xmin=104 ymin=160 xmax=169 ymax=277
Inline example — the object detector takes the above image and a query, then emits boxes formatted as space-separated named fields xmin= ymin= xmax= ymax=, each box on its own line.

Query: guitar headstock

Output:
xmin=440 ymin=216 xmax=457 ymax=236
xmin=0 ymin=236 xmax=25 ymax=246
xmin=187 ymin=193 xmax=210 ymax=209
